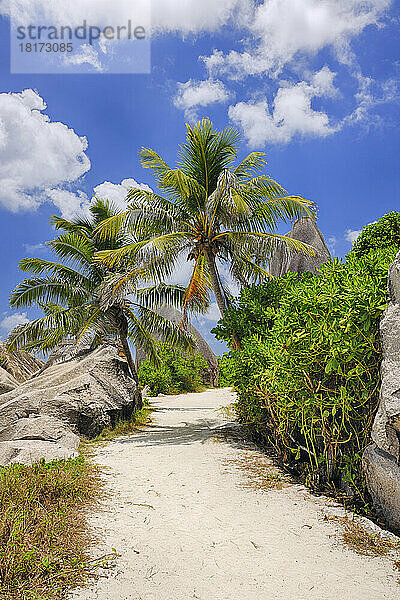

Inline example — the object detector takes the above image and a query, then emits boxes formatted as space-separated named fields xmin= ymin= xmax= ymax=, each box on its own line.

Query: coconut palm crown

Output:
xmin=7 ymin=198 xmax=194 ymax=384
xmin=96 ymin=119 xmax=317 ymax=346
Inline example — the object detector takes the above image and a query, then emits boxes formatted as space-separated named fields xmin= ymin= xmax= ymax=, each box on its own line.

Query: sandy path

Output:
xmin=71 ymin=388 xmax=399 ymax=600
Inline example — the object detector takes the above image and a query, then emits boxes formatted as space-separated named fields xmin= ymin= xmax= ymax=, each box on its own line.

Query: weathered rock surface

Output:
xmin=44 ymin=339 xmax=93 ymax=369
xmin=0 ymin=341 xmax=44 ymax=383
xmin=363 ymin=251 xmax=400 ymax=531
xmin=0 ymin=415 xmax=80 ymax=466
xmin=269 ymin=217 xmax=332 ymax=277
xmin=363 ymin=445 xmax=400 ymax=531
xmin=136 ymin=306 xmax=219 ymax=387
xmin=0 ymin=344 xmax=141 ymax=466
xmin=0 ymin=366 xmax=19 ymax=394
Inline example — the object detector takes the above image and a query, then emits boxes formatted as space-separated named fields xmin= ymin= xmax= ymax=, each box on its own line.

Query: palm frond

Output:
xmin=135 ymin=306 xmax=196 ymax=353
xmin=9 ymin=277 xmax=88 ymax=309
xmin=182 ymin=252 xmax=212 ymax=315
xmin=18 ymin=258 xmax=94 ymax=290
xmin=6 ymin=305 xmax=90 ymax=352
xmin=47 ymin=232 xmax=94 ymax=270
xmin=134 ymin=283 xmax=187 ymax=310
xmin=234 ymin=152 xmax=267 ymax=179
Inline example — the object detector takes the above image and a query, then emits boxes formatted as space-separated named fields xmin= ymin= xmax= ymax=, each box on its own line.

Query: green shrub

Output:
xmin=218 ymin=354 xmax=236 ymax=387
xmin=353 ymin=211 xmax=400 ymax=257
xmin=213 ymin=246 xmax=398 ymax=510
xmin=138 ymin=342 xmax=208 ymax=395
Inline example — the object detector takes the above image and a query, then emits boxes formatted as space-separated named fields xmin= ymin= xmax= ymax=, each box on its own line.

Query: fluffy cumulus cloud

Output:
xmin=200 ymin=0 xmax=395 ymax=146
xmin=229 ymin=67 xmax=338 ymax=145
xmin=203 ymin=0 xmax=392 ymax=78
xmin=174 ymin=79 xmax=232 ymax=120
xmin=0 ymin=89 xmax=90 ymax=211
xmin=45 ymin=178 xmax=153 ymax=220
xmin=3 ymin=0 xmax=249 ymax=35
xmin=93 ymin=178 xmax=152 ymax=209
xmin=0 ymin=312 xmax=30 ymax=334
xmin=46 ymin=189 xmax=91 ymax=220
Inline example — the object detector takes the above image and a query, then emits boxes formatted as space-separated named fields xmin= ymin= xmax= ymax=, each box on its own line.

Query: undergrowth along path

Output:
xmin=70 ymin=388 xmax=400 ymax=600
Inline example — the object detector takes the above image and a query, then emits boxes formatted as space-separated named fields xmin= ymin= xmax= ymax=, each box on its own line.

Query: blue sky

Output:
xmin=0 ymin=0 xmax=398 ymax=354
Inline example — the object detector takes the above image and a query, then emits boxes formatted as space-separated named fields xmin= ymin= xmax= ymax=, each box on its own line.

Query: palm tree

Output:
xmin=7 ymin=199 xmax=194 ymax=385
xmin=96 ymin=119 xmax=317 ymax=348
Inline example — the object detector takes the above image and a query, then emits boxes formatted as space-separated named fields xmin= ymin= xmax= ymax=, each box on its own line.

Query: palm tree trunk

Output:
xmin=205 ymin=249 xmax=227 ymax=318
xmin=119 ymin=331 xmax=143 ymax=411
xmin=112 ymin=308 xmax=140 ymax=386
xmin=119 ymin=331 xmax=139 ymax=385
xmin=205 ymin=249 xmax=242 ymax=350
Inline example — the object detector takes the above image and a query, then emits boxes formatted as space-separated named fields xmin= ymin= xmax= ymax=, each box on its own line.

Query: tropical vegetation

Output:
xmin=213 ymin=214 xmax=400 ymax=510
xmin=6 ymin=121 xmax=397 ymax=526
xmin=353 ymin=211 xmax=400 ymax=257
xmin=95 ymin=119 xmax=317 ymax=348
xmin=138 ymin=341 xmax=208 ymax=395
xmin=7 ymin=198 xmax=194 ymax=385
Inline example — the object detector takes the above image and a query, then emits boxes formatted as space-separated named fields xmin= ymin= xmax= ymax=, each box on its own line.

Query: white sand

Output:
xmin=70 ymin=388 xmax=400 ymax=600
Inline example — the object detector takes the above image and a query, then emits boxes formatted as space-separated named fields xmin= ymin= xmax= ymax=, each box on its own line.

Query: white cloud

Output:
xmin=345 ymin=228 xmax=362 ymax=244
xmin=23 ymin=242 xmax=46 ymax=253
xmin=0 ymin=312 xmax=30 ymax=333
xmin=46 ymin=189 xmax=90 ymax=220
xmin=198 ymin=0 xmax=395 ymax=146
xmin=344 ymin=74 xmax=398 ymax=126
xmin=166 ymin=256 xmax=196 ymax=286
xmin=153 ymin=0 xmax=251 ymax=34
xmin=0 ymin=89 xmax=90 ymax=211
xmin=203 ymin=302 xmax=221 ymax=322
xmin=3 ymin=0 xmax=250 ymax=35
xmin=203 ymin=0 xmax=391 ymax=79
xmin=94 ymin=178 xmax=152 ymax=210
xmin=229 ymin=67 xmax=338 ymax=146
xmin=327 ymin=235 xmax=338 ymax=256
xmin=174 ymin=79 xmax=232 ymax=120
xmin=345 ymin=220 xmax=378 ymax=244
xmin=64 ymin=44 xmax=103 ymax=72
xmin=44 ymin=178 xmax=153 ymax=220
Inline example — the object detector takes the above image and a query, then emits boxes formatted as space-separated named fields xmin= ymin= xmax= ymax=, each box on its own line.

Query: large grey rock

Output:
xmin=0 ymin=341 xmax=44 ymax=383
xmin=0 ymin=344 xmax=141 ymax=465
xmin=136 ymin=306 xmax=219 ymax=387
xmin=371 ymin=302 xmax=400 ymax=460
xmin=363 ymin=444 xmax=400 ymax=531
xmin=363 ymin=251 xmax=400 ymax=530
xmin=0 ymin=415 xmax=80 ymax=466
xmin=44 ymin=339 xmax=94 ymax=370
xmin=269 ymin=217 xmax=332 ymax=277
xmin=0 ymin=366 xmax=19 ymax=394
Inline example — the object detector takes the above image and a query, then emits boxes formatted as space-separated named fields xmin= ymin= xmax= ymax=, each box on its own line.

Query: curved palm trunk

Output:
xmin=205 ymin=249 xmax=243 ymax=351
xmin=114 ymin=308 xmax=141 ymax=385
xmin=119 ymin=330 xmax=144 ymax=411
xmin=119 ymin=331 xmax=139 ymax=385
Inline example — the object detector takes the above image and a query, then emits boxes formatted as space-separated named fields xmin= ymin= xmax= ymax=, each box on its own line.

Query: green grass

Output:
xmin=0 ymin=404 xmax=154 ymax=599
xmin=0 ymin=457 xmax=100 ymax=600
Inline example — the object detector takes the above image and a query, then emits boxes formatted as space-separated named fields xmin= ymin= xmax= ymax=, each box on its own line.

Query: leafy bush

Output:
xmin=218 ymin=354 xmax=236 ymax=387
xmin=213 ymin=246 xmax=398 ymax=509
xmin=138 ymin=342 xmax=208 ymax=395
xmin=353 ymin=211 xmax=400 ymax=257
